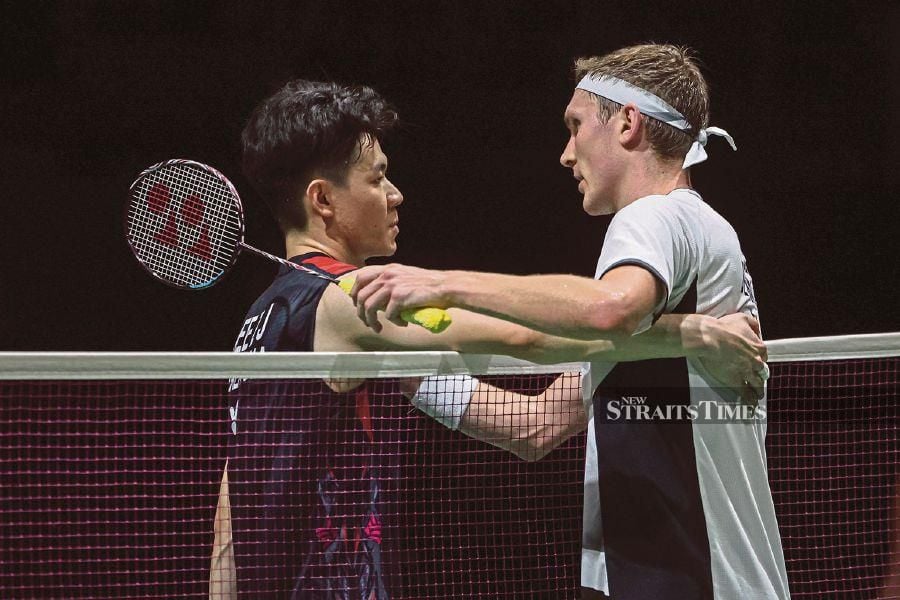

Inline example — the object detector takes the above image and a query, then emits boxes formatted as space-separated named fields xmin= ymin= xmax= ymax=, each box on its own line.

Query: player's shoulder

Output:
xmin=313 ymin=277 xmax=372 ymax=351
xmin=618 ymin=189 xmax=735 ymax=234
xmin=276 ymin=253 xmax=358 ymax=302
xmin=271 ymin=266 xmax=328 ymax=296
xmin=610 ymin=191 xmax=694 ymax=234
xmin=245 ymin=264 xmax=334 ymax=324
xmin=684 ymin=191 xmax=741 ymax=241
xmin=628 ymin=188 xmax=704 ymax=213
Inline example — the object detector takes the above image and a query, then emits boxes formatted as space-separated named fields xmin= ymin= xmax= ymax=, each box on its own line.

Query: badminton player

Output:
xmin=211 ymin=78 xmax=769 ymax=599
xmin=352 ymin=45 xmax=789 ymax=600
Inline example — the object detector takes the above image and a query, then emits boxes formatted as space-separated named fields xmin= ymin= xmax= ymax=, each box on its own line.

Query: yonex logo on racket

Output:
xmin=144 ymin=181 xmax=212 ymax=261
xmin=126 ymin=159 xmax=246 ymax=289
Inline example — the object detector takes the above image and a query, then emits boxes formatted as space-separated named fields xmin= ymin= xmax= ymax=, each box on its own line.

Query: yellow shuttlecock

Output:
xmin=337 ymin=277 xmax=451 ymax=334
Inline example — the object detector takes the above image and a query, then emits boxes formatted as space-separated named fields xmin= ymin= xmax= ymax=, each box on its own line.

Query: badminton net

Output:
xmin=0 ymin=332 xmax=898 ymax=598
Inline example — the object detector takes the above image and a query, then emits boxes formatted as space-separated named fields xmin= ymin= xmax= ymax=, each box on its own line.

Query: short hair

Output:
xmin=574 ymin=44 xmax=710 ymax=161
xmin=241 ymin=80 xmax=398 ymax=231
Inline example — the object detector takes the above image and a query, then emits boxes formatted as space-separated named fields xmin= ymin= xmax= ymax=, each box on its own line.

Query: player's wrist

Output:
xmin=687 ymin=314 xmax=720 ymax=357
xmin=409 ymin=375 xmax=479 ymax=430
xmin=438 ymin=270 xmax=470 ymax=309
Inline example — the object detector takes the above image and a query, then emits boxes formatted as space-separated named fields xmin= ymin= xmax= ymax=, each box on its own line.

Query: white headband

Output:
xmin=575 ymin=74 xmax=736 ymax=169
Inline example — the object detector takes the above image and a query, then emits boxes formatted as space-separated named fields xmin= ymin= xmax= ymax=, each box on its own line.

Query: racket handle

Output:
xmin=336 ymin=278 xmax=452 ymax=334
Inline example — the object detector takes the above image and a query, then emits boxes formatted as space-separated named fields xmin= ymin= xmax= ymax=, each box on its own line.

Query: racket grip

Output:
xmin=337 ymin=278 xmax=452 ymax=333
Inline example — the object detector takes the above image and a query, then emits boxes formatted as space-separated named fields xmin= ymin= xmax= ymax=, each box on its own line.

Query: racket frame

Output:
xmin=126 ymin=159 xmax=343 ymax=289
xmin=126 ymin=159 xmax=250 ymax=290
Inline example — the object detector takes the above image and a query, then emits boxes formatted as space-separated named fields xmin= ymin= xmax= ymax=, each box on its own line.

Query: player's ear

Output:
xmin=619 ymin=103 xmax=643 ymax=148
xmin=306 ymin=179 xmax=334 ymax=219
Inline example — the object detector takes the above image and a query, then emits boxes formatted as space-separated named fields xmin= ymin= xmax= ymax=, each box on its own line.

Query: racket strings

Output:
xmin=128 ymin=163 xmax=243 ymax=288
xmin=129 ymin=166 xmax=232 ymax=281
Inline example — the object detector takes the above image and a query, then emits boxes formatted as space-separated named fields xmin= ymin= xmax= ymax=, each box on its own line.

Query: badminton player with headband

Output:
xmin=573 ymin=73 xmax=737 ymax=169
xmin=174 ymin=78 xmax=772 ymax=598
xmin=351 ymin=44 xmax=787 ymax=600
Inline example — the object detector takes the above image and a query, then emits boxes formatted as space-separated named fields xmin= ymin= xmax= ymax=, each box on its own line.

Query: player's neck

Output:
xmin=616 ymin=156 xmax=692 ymax=210
xmin=283 ymin=232 xmax=363 ymax=267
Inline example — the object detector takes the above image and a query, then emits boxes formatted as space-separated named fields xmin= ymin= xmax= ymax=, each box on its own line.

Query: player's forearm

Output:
xmin=510 ymin=314 xmax=715 ymax=364
xmin=440 ymin=271 xmax=637 ymax=341
xmin=588 ymin=314 xmax=716 ymax=362
xmin=459 ymin=375 xmax=587 ymax=462
xmin=432 ymin=309 xmax=712 ymax=367
xmin=469 ymin=329 xmax=611 ymax=365
xmin=508 ymin=314 xmax=718 ymax=366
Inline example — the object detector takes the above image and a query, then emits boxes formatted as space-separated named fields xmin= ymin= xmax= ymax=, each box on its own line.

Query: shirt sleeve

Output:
xmin=594 ymin=197 xmax=686 ymax=333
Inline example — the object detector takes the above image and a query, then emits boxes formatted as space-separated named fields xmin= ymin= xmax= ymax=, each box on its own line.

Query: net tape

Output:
xmin=0 ymin=332 xmax=897 ymax=380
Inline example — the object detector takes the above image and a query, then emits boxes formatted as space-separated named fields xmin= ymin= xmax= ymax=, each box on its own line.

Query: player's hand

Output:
xmin=697 ymin=313 xmax=769 ymax=405
xmin=351 ymin=264 xmax=449 ymax=332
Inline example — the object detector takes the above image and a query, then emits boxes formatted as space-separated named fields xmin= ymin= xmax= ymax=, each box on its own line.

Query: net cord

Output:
xmin=0 ymin=332 xmax=895 ymax=380
xmin=0 ymin=351 xmax=590 ymax=380
xmin=766 ymin=331 xmax=900 ymax=362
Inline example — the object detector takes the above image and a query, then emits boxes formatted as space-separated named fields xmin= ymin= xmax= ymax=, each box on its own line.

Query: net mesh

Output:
xmin=1 ymin=340 xmax=898 ymax=599
xmin=767 ymin=355 xmax=900 ymax=598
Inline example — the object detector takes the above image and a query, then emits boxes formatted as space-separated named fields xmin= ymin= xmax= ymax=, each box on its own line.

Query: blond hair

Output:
xmin=574 ymin=44 xmax=710 ymax=161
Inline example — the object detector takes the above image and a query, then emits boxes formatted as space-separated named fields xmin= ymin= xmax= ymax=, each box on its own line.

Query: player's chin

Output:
xmin=381 ymin=240 xmax=398 ymax=257
xmin=582 ymin=198 xmax=601 ymax=216
xmin=583 ymin=195 xmax=614 ymax=216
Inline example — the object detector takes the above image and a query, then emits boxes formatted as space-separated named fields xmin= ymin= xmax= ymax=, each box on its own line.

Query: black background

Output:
xmin=3 ymin=0 xmax=898 ymax=351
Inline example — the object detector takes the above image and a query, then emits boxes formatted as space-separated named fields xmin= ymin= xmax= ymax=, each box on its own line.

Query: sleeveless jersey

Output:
xmin=227 ymin=252 xmax=397 ymax=599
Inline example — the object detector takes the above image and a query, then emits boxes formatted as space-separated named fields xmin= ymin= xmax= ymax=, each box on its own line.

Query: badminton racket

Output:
xmin=125 ymin=159 xmax=451 ymax=333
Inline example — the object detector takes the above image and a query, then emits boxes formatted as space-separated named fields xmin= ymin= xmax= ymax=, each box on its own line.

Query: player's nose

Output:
xmin=386 ymin=178 xmax=403 ymax=207
xmin=560 ymin=137 xmax=576 ymax=168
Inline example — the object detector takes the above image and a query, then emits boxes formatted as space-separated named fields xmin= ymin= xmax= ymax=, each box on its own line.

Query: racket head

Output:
xmin=125 ymin=159 xmax=246 ymax=289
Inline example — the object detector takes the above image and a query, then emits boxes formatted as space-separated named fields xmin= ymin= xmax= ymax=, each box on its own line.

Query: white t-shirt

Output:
xmin=581 ymin=189 xmax=790 ymax=599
